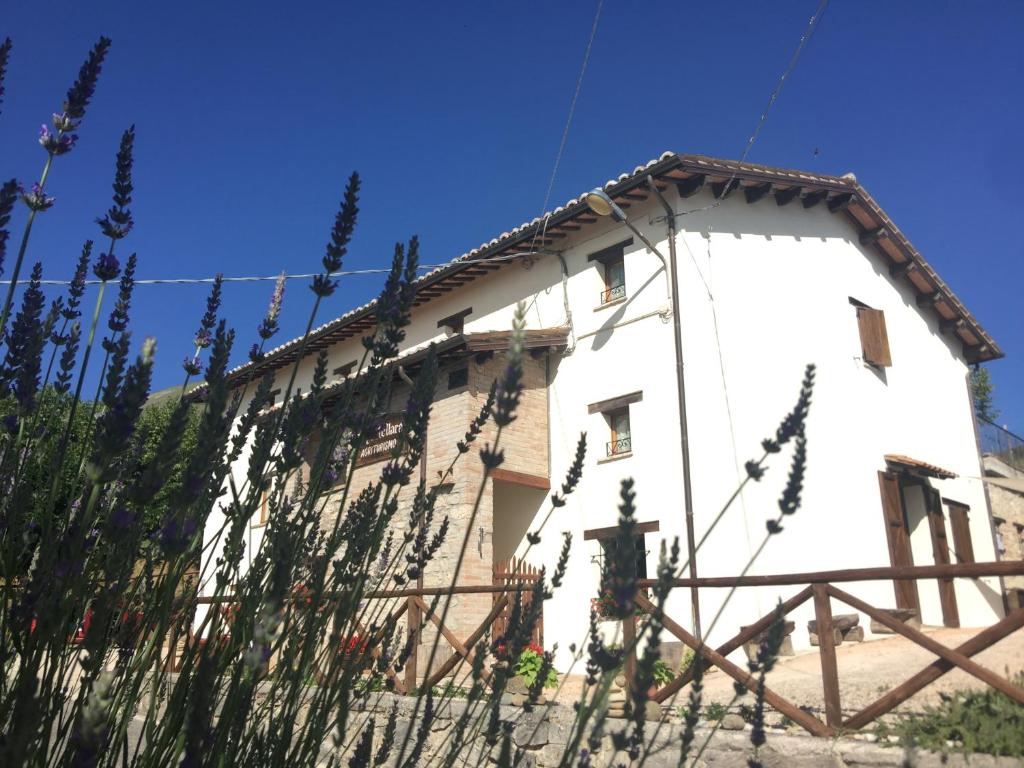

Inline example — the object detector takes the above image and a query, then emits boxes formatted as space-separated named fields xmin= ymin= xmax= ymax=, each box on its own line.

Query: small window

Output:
xmin=333 ymin=361 xmax=356 ymax=378
xmin=438 ymin=307 xmax=472 ymax=335
xmin=262 ymin=388 xmax=282 ymax=413
xmin=606 ymin=407 xmax=631 ymax=457
xmin=447 ymin=367 xmax=469 ymax=390
xmin=599 ymin=535 xmax=648 ymax=580
xmin=850 ymin=298 xmax=892 ymax=367
xmin=588 ymin=391 xmax=641 ymax=459
xmin=588 ymin=239 xmax=631 ymax=306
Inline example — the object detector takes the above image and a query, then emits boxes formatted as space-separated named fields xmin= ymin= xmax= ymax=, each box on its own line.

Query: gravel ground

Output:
xmin=552 ymin=625 xmax=1024 ymax=722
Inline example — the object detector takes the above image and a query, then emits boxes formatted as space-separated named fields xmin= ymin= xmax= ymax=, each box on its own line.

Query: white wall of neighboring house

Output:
xmin=200 ymin=179 xmax=1002 ymax=671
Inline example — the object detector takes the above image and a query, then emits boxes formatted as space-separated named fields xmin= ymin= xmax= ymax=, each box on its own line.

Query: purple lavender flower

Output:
xmin=0 ymin=178 xmax=17 ymax=275
xmin=52 ymin=111 xmax=75 ymax=132
xmin=61 ymin=241 xmax=92 ymax=320
xmin=93 ymin=251 xmax=120 ymax=281
xmin=257 ymin=272 xmax=286 ymax=340
xmin=38 ymin=124 xmax=77 ymax=156
xmin=96 ymin=126 xmax=135 ymax=240
xmin=62 ymin=37 xmax=111 ymax=124
xmin=248 ymin=343 xmax=264 ymax=363
xmin=182 ymin=354 xmax=202 ymax=376
xmin=193 ymin=328 xmax=212 ymax=349
xmin=0 ymin=38 xmax=11 ymax=116
xmin=198 ymin=274 xmax=222 ymax=333
xmin=19 ymin=182 xmax=55 ymax=212
xmin=109 ymin=507 xmax=135 ymax=530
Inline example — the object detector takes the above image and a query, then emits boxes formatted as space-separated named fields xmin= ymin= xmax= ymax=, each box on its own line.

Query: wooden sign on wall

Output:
xmin=355 ymin=414 xmax=405 ymax=468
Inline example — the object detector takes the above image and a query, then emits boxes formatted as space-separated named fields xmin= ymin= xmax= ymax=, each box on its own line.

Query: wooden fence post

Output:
xmin=812 ymin=584 xmax=842 ymax=728
xmin=622 ymin=611 xmax=638 ymax=696
xmin=405 ymin=595 xmax=420 ymax=692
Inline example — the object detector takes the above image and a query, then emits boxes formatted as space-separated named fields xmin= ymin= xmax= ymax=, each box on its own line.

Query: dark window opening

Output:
xmin=333 ymin=361 xmax=356 ymax=377
xmin=438 ymin=307 xmax=472 ymax=335
xmin=599 ymin=535 xmax=648 ymax=580
xmin=448 ymin=367 xmax=469 ymax=390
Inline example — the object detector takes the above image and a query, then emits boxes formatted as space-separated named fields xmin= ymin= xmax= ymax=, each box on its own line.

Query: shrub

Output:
xmin=884 ymin=673 xmax=1024 ymax=758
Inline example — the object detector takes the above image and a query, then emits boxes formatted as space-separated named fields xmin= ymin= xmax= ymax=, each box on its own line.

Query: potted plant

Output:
xmin=513 ymin=642 xmax=559 ymax=691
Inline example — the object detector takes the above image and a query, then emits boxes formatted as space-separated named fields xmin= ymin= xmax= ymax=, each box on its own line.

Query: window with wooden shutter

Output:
xmin=945 ymin=499 xmax=975 ymax=564
xmin=856 ymin=306 xmax=892 ymax=367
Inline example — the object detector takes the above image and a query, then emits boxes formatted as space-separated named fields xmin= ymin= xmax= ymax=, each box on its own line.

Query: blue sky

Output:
xmin=2 ymin=1 xmax=1022 ymax=432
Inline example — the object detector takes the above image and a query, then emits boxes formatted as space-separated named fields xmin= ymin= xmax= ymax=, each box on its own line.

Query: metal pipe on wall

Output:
xmin=646 ymin=176 xmax=702 ymax=641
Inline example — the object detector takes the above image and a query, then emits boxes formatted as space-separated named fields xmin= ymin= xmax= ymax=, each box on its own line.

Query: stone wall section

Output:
xmin=990 ymin=484 xmax=1024 ymax=608
xmin=328 ymin=692 xmax=1020 ymax=768
xmin=305 ymin=350 xmax=552 ymax=678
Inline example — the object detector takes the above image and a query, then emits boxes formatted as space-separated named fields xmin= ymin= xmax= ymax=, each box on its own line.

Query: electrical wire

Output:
xmin=662 ymin=0 xmax=830 ymax=221
xmin=0 ymin=249 xmax=557 ymax=287
xmin=523 ymin=0 xmax=603 ymax=263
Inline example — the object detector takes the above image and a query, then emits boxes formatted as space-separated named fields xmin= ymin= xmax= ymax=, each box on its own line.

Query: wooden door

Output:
xmin=878 ymin=471 xmax=920 ymax=612
xmin=925 ymin=487 xmax=959 ymax=627
xmin=946 ymin=501 xmax=975 ymax=564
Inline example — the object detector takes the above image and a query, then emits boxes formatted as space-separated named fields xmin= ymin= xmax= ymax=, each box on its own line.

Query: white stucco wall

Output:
xmin=200 ymin=181 xmax=1002 ymax=670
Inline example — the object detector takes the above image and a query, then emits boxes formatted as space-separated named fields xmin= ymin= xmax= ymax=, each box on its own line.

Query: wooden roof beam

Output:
xmin=744 ymin=182 xmax=774 ymax=204
xmin=675 ymin=174 xmax=706 ymax=198
xmin=774 ymin=186 xmax=802 ymax=206
xmin=859 ymin=227 xmax=889 ymax=246
xmin=916 ymin=291 xmax=943 ymax=308
xmin=965 ymin=343 xmax=990 ymax=361
xmin=711 ymin=178 xmax=740 ymax=200
xmin=802 ymin=190 xmax=828 ymax=208
xmin=889 ymin=260 xmax=917 ymax=278
xmin=827 ymin=193 xmax=854 ymax=213
xmin=940 ymin=318 xmax=965 ymax=335
xmin=623 ymin=191 xmax=648 ymax=201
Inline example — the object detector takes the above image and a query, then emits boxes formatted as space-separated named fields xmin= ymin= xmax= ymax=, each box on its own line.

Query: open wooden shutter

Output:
xmin=857 ymin=307 xmax=892 ymax=367
xmin=925 ymin=487 xmax=959 ymax=627
xmin=946 ymin=501 xmax=975 ymax=564
xmin=878 ymin=471 xmax=920 ymax=612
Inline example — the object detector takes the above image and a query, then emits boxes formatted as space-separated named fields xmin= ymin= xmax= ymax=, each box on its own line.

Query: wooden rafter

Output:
xmin=744 ymin=182 xmax=773 ymax=204
xmin=859 ymin=227 xmax=888 ymax=246
xmin=827 ymin=192 xmax=854 ymax=213
xmin=890 ymin=260 xmax=917 ymax=278
xmin=711 ymin=178 xmax=740 ymax=199
xmin=774 ymin=186 xmax=802 ymax=206
xmin=675 ymin=174 xmax=706 ymax=198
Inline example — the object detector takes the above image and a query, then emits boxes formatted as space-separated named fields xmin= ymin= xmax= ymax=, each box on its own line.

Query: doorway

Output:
xmin=877 ymin=471 xmax=960 ymax=627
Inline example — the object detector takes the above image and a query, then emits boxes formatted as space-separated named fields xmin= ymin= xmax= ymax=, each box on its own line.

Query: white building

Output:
xmin=202 ymin=152 xmax=1005 ymax=672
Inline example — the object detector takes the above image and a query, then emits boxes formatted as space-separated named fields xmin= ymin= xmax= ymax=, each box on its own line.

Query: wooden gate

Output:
xmin=492 ymin=557 xmax=544 ymax=647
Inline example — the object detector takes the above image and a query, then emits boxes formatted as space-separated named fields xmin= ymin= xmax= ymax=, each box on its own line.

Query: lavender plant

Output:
xmin=0 ymin=39 xmax=828 ymax=768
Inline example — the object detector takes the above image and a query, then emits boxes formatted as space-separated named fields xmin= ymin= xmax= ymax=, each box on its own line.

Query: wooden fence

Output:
xmin=622 ymin=560 xmax=1024 ymax=737
xmin=492 ymin=557 xmax=544 ymax=648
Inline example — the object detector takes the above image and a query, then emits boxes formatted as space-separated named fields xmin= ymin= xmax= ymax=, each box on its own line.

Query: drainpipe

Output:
xmin=646 ymin=177 xmax=702 ymax=641
xmin=584 ymin=183 xmax=703 ymax=640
